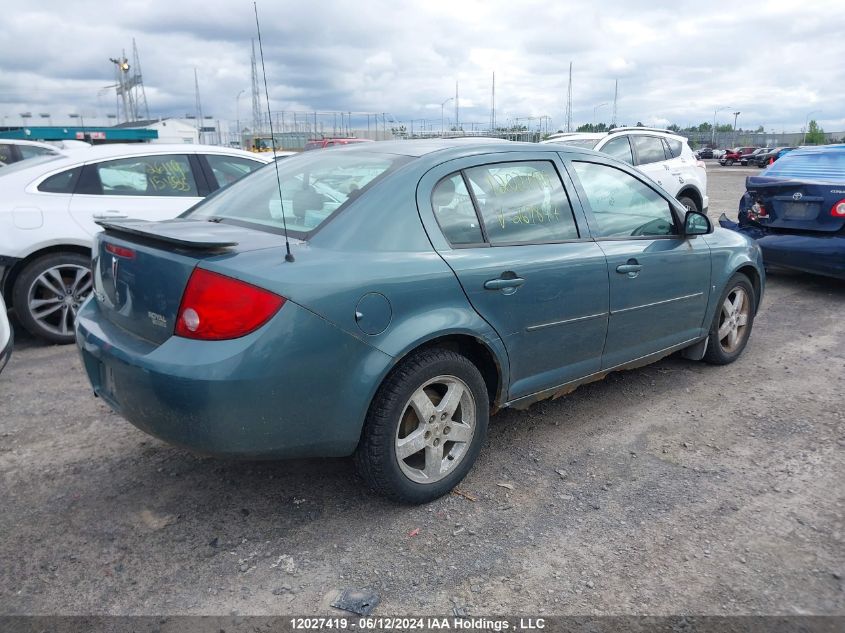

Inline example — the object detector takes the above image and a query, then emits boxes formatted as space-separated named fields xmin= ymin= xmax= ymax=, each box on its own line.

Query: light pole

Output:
xmin=441 ymin=97 xmax=454 ymax=137
xmin=235 ymin=89 xmax=245 ymax=148
xmin=712 ymin=106 xmax=732 ymax=145
xmin=592 ymin=103 xmax=608 ymax=128
xmin=803 ymin=109 xmax=821 ymax=144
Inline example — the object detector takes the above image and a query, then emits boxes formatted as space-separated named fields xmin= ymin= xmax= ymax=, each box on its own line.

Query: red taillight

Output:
xmin=175 ymin=269 xmax=285 ymax=340
xmin=105 ymin=243 xmax=136 ymax=259
xmin=749 ymin=201 xmax=768 ymax=219
xmin=831 ymin=199 xmax=845 ymax=217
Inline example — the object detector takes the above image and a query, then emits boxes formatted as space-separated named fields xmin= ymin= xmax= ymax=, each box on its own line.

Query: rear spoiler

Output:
xmin=96 ymin=219 xmax=239 ymax=250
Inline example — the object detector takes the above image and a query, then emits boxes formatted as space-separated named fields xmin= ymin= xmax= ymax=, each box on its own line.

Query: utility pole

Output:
xmin=455 ymin=81 xmax=459 ymax=132
xmin=490 ymin=71 xmax=495 ymax=133
xmin=732 ymin=111 xmax=741 ymax=131
xmin=612 ymin=79 xmax=618 ymax=128
xmin=565 ymin=62 xmax=573 ymax=132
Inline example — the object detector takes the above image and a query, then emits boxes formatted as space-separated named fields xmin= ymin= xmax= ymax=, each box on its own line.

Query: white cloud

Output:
xmin=0 ymin=0 xmax=843 ymax=132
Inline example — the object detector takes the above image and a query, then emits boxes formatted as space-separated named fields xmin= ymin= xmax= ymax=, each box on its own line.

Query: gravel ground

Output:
xmin=1 ymin=165 xmax=843 ymax=617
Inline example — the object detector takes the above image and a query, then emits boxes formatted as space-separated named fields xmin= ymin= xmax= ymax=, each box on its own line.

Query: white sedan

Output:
xmin=0 ymin=144 xmax=272 ymax=343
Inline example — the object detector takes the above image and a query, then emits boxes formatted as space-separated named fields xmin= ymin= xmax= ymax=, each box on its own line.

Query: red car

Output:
xmin=719 ymin=146 xmax=758 ymax=166
xmin=304 ymin=138 xmax=374 ymax=151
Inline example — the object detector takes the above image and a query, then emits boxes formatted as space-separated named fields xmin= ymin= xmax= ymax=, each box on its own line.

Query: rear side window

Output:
xmin=94 ymin=155 xmax=198 ymax=196
xmin=38 ymin=167 xmax=82 ymax=193
xmin=205 ymin=155 xmax=265 ymax=189
xmin=601 ymin=136 xmax=634 ymax=165
xmin=572 ymin=161 xmax=676 ymax=238
xmin=666 ymin=138 xmax=683 ymax=157
xmin=464 ymin=161 xmax=579 ymax=245
xmin=631 ymin=136 xmax=666 ymax=165
xmin=431 ymin=175 xmax=484 ymax=245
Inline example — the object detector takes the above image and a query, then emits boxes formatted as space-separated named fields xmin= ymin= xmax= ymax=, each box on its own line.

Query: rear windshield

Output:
xmin=184 ymin=151 xmax=407 ymax=236
xmin=764 ymin=149 xmax=845 ymax=181
xmin=0 ymin=154 xmax=62 ymax=177
xmin=547 ymin=138 xmax=600 ymax=149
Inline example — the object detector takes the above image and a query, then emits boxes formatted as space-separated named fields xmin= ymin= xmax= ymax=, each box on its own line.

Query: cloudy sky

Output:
xmin=1 ymin=0 xmax=843 ymax=133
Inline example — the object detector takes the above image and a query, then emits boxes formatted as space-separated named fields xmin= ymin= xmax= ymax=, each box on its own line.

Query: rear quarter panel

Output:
xmin=702 ymin=227 xmax=766 ymax=320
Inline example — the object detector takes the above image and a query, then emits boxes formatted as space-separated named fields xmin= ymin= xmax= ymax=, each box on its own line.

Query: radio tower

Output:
xmin=564 ymin=62 xmax=573 ymax=132
xmin=108 ymin=39 xmax=149 ymax=123
xmin=194 ymin=68 xmax=204 ymax=142
xmin=250 ymin=39 xmax=263 ymax=134
xmin=490 ymin=71 xmax=495 ymax=132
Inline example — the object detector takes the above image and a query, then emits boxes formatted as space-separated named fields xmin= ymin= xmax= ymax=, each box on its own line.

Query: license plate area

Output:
xmin=780 ymin=202 xmax=819 ymax=220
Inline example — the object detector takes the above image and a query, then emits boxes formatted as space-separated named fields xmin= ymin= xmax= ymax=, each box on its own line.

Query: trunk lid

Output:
xmin=743 ymin=175 xmax=845 ymax=233
xmin=93 ymin=219 xmax=293 ymax=344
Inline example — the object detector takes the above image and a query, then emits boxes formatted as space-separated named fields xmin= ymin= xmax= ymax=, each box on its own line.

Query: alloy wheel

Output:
xmin=27 ymin=264 xmax=92 ymax=338
xmin=717 ymin=286 xmax=750 ymax=354
xmin=395 ymin=375 xmax=476 ymax=484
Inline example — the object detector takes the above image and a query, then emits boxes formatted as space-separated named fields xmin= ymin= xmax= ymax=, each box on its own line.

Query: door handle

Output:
xmin=616 ymin=263 xmax=642 ymax=274
xmin=93 ymin=211 xmax=129 ymax=220
xmin=484 ymin=277 xmax=525 ymax=290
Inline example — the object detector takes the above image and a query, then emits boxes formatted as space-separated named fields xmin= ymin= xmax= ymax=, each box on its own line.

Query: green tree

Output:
xmin=667 ymin=123 xmax=681 ymax=132
xmin=805 ymin=119 xmax=826 ymax=145
xmin=697 ymin=122 xmax=712 ymax=134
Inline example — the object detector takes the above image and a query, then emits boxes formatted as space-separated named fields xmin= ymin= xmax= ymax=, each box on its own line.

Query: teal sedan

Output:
xmin=75 ymin=140 xmax=764 ymax=503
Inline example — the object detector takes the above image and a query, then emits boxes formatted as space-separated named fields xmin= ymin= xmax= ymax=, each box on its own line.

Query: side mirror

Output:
xmin=684 ymin=210 xmax=712 ymax=236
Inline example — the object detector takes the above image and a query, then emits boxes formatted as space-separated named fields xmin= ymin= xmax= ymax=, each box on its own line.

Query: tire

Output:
xmin=12 ymin=252 xmax=92 ymax=344
xmin=703 ymin=273 xmax=756 ymax=365
xmin=678 ymin=195 xmax=699 ymax=215
xmin=354 ymin=348 xmax=489 ymax=504
xmin=725 ymin=159 xmax=735 ymax=166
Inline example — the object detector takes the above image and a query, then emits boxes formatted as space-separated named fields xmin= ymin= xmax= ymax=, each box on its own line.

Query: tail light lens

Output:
xmin=831 ymin=199 xmax=845 ymax=217
xmin=696 ymin=160 xmax=706 ymax=169
xmin=175 ymin=269 xmax=285 ymax=340
xmin=750 ymin=201 xmax=768 ymax=219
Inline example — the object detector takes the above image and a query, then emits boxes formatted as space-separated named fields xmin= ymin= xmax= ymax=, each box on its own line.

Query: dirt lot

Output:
xmin=1 ymin=164 xmax=843 ymax=617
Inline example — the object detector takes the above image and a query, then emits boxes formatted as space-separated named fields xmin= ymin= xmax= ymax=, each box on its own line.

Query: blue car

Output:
xmin=719 ymin=144 xmax=845 ymax=280
xmin=76 ymin=140 xmax=764 ymax=503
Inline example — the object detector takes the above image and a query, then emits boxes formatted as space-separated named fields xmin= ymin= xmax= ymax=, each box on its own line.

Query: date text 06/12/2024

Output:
xmin=289 ymin=616 xmax=546 ymax=630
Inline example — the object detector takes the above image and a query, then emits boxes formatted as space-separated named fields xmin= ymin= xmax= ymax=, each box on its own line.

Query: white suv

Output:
xmin=541 ymin=127 xmax=708 ymax=215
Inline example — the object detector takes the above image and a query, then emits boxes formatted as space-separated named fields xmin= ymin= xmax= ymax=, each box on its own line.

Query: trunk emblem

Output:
xmin=792 ymin=192 xmax=803 ymax=201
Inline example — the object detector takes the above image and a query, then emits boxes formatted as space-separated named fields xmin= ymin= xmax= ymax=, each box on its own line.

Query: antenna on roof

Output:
xmin=253 ymin=1 xmax=294 ymax=263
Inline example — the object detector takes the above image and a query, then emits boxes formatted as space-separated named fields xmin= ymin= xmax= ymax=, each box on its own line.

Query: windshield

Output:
xmin=184 ymin=151 xmax=408 ymax=236
xmin=547 ymin=138 xmax=600 ymax=149
xmin=763 ymin=148 xmax=845 ymax=181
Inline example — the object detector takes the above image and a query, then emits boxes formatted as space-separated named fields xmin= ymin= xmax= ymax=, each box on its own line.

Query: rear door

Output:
xmin=68 ymin=153 xmax=207 ymax=236
xmin=417 ymin=152 xmax=609 ymax=400
xmin=566 ymin=157 xmax=711 ymax=369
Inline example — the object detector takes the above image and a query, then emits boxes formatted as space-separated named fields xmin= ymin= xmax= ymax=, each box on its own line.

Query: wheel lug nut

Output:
xmin=424 ymin=431 xmax=431 ymax=439
xmin=443 ymin=426 xmax=450 ymax=435
xmin=429 ymin=415 xmax=435 ymax=423
xmin=433 ymin=438 xmax=440 ymax=446
xmin=440 ymin=413 xmax=447 ymax=420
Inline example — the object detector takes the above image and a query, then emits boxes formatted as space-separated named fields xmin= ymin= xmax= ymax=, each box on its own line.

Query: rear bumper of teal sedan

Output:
xmin=75 ymin=297 xmax=394 ymax=458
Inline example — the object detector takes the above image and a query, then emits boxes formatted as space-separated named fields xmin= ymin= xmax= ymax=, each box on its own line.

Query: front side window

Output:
xmin=572 ymin=161 xmax=677 ymax=238
xmin=185 ymin=151 xmax=406 ymax=236
xmin=431 ymin=174 xmax=483 ymax=245
xmin=631 ymin=135 xmax=666 ymax=165
xmin=94 ymin=155 xmax=198 ymax=196
xmin=205 ymin=154 xmax=265 ymax=189
xmin=464 ymin=161 xmax=579 ymax=245
xmin=601 ymin=136 xmax=634 ymax=165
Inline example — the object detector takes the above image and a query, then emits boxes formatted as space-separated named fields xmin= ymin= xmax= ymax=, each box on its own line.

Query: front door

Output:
xmin=418 ymin=154 xmax=610 ymax=400
xmin=567 ymin=158 xmax=711 ymax=369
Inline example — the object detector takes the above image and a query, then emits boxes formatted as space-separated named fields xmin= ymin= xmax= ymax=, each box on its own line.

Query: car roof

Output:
xmin=0 ymin=143 xmax=272 ymax=179
xmin=0 ymin=138 xmax=63 ymax=149
xmin=319 ymin=138 xmax=578 ymax=158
